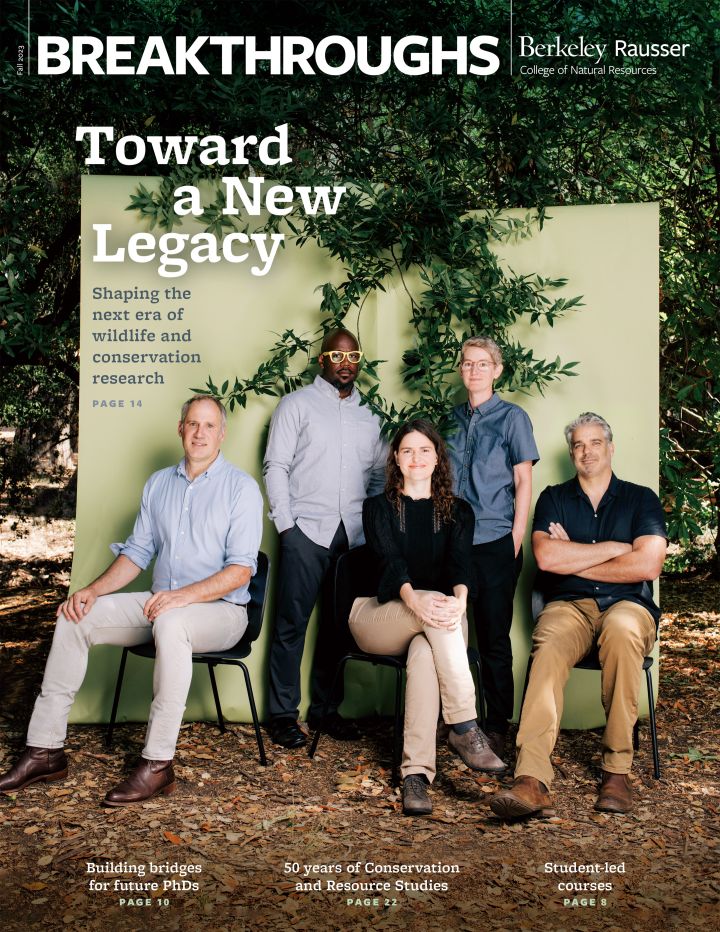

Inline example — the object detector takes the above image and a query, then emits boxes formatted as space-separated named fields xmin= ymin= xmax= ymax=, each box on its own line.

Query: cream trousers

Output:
xmin=27 ymin=592 xmax=247 ymax=760
xmin=349 ymin=594 xmax=477 ymax=782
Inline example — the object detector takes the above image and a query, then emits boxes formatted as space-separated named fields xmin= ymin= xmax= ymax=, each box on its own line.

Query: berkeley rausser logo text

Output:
xmin=513 ymin=34 xmax=691 ymax=77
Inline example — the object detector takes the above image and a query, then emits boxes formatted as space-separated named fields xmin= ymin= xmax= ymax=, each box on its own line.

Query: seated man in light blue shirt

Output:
xmin=0 ymin=395 xmax=263 ymax=806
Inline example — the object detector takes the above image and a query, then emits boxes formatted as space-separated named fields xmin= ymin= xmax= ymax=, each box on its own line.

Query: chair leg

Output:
xmin=392 ymin=665 xmax=403 ymax=788
xmin=308 ymin=656 xmax=349 ymax=759
xmin=237 ymin=661 xmax=267 ymax=767
xmin=645 ymin=666 xmax=661 ymax=779
xmin=106 ymin=648 xmax=129 ymax=747
xmin=207 ymin=664 xmax=226 ymax=734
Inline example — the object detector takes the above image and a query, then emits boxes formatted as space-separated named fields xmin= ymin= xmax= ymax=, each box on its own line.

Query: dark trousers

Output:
xmin=268 ymin=522 xmax=350 ymax=721
xmin=471 ymin=532 xmax=523 ymax=735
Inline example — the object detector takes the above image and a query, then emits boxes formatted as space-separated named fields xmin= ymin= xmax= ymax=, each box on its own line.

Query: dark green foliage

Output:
xmin=0 ymin=365 xmax=77 ymax=507
xmin=1 ymin=0 xmax=718 ymax=568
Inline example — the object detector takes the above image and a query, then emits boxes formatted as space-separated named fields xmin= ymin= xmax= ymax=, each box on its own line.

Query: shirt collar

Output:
xmin=571 ymin=472 xmax=619 ymax=506
xmin=177 ymin=450 xmax=226 ymax=481
xmin=466 ymin=392 xmax=502 ymax=417
xmin=313 ymin=373 xmax=356 ymax=402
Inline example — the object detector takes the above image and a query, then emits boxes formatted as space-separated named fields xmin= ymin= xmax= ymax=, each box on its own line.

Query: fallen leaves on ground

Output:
xmin=0 ymin=537 xmax=718 ymax=931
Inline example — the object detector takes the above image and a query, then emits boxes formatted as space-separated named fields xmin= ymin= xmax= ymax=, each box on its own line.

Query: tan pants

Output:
xmin=349 ymin=594 xmax=477 ymax=782
xmin=515 ymin=598 xmax=656 ymax=787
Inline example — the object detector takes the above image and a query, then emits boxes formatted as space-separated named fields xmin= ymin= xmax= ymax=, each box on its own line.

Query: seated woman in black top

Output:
xmin=349 ymin=419 xmax=504 ymax=816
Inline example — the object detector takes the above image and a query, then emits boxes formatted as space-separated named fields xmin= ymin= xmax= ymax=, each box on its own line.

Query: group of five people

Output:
xmin=0 ymin=329 xmax=666 ymax=820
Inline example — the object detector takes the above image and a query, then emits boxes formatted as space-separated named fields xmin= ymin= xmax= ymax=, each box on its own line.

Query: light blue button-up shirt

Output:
xmin=263 ymin=375 xmax=388 ymax=548
xmin=111 ymin=452 xmax=263 ymax=605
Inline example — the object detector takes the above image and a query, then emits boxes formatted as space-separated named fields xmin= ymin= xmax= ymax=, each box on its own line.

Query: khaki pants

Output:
xmin=27 ymin=592 xmax=248 ymax=760
xmin=515 ymin=598 xmax=656 ymax=787
xmin=349 ymin=594 xmax=477 ymax=782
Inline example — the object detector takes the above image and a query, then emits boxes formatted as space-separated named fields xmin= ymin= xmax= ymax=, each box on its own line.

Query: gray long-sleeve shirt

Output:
xmin=263 ymin=375 xmax=388 ymax=548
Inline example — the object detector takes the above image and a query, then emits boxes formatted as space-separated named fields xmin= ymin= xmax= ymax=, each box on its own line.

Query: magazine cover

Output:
xmin=1 ymin=2 xmax=718 ymax=930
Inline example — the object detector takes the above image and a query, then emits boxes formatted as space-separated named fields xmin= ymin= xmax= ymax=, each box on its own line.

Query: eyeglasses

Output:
xmin=460 ymin=360 xmax=494 ymax=372
xmin=319 ymin=350 xmax=364 ymax=364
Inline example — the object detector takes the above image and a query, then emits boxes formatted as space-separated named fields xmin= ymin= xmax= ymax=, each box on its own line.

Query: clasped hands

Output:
xmin=409 ymin=590 xmax=465 ymax=629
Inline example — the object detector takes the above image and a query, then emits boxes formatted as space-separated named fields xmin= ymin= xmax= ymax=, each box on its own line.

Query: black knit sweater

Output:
xmin=362 ymin=493 xmax=476 ymax=604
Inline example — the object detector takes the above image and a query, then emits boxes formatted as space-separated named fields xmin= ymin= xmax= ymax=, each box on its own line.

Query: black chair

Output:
xmin=308 ymin=546 xmax=485 ymax=786
xmin=521 ymin=589 xmax=660 ymax=779
xmin=106 ymin=551 xmax=270 ymax=766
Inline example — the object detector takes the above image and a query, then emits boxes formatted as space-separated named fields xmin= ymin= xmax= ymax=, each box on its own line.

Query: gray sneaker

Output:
xmin=402 ymin=774 xmax=432 ymax=816
xmin=448 ymin=726 xmax=506 ymax=773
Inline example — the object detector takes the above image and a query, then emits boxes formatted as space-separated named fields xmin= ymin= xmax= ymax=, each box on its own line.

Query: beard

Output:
xmin=331 ymin=373 xmax=355 ymax=391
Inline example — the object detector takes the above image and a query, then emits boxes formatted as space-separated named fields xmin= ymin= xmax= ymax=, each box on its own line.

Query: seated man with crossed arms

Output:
xmin=491 ymin=412 xmax=666 ymax=817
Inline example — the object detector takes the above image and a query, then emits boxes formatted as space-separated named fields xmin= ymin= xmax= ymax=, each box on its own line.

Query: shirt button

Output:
xmin=592 ymin=539 xmax=596 ymax=543
xmin=594 ymin=586 xmax=599 ymax=590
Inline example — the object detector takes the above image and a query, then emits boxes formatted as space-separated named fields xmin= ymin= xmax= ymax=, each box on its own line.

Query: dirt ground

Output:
xmin=0 ymin=516 xmax=718 ymax=932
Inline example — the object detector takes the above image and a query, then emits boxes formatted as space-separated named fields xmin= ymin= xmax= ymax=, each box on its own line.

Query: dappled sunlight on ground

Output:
xmin=0 ymin=521 xmax=717 ymax=930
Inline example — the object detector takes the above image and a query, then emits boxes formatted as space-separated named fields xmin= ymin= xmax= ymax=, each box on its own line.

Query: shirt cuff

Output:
xmin=378 ymin=572 xmax=412 ymax=604
xmin=273 ymin=516 xmax=295 ymax=534
xmin=110 ymin=541 xmax=151 ymax=570
xmin=224 ymin=553 xmax=258 ymax=574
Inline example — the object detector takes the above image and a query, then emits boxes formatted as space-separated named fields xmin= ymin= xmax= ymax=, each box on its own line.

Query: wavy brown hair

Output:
xmin=385 ymin=419 xmax=455 ymax=528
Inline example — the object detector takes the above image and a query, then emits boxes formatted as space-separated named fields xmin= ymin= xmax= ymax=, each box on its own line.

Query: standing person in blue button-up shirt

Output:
xmin=263 ymin=328 xmax=387 ymax=750
xmin=448 ymin=336 xmax=540 ymax=762
xmin=0 ymin=395 xmax=263 ymax=806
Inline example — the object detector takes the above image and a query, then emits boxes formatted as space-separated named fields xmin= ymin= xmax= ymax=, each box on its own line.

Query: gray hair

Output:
xmin=564 ymin=412 xmax=613 ymax=450
xmin=461 ymin=335 xmax=502 ymax=367
xmin=180 ymin=394 xmax=227 ymax=430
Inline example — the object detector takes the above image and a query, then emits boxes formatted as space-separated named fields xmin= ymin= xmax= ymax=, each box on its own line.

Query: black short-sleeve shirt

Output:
xmin=532 ymin=473 xmax=667 ymax=623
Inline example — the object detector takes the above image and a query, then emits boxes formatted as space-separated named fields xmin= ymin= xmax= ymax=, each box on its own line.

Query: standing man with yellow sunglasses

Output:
xmin=263 ymin=329 xmax=387 ymax=748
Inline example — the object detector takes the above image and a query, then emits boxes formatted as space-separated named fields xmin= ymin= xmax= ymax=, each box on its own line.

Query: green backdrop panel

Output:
xmin=72 ymin=177 xmax=658 ymax=730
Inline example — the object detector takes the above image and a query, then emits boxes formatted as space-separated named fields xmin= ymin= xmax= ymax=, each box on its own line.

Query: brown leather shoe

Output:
xmin=0 ymin=746 xmax=68 ymax=794
xmin=103 ymin=759 xmax=175 ymax=807
xmin=486 ymin=731 xmax=507 ymax=761
xmin=489 ymin=775 xmax=551 ymax=818
xmin=448 ymin=726 xmax=506 ymax=773
xmin=594 ymin=771 xmax=633 ymax=813
xmin=402 ymin=774 xmax=433 ymax=816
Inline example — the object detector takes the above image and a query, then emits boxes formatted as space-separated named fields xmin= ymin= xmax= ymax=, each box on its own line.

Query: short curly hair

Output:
xmin=564 ymin=412 xmax=613 ymax=450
